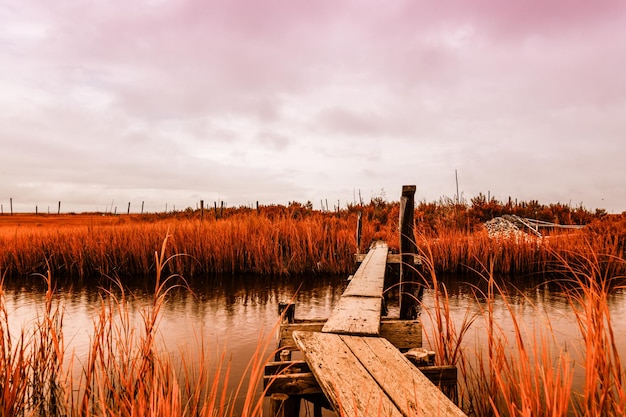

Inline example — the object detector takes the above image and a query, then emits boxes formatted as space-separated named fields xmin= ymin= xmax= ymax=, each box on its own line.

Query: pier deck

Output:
xmin=321 ymin=241 xmax=388 ymax=335
xmin=289 ymin=241 xmax=466 ymax=417
xmin=293 ymin=331 xmax=465 ymax=417
xmin=265 ymin=186 xmax=466 ymax=417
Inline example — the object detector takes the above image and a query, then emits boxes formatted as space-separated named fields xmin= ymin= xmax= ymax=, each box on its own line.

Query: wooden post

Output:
xmin=58 ymin=201 xmax=61 ymax=215
xmin=36 ymin=205 xmax=38 ymax=215
xmin=269 ymin=343 xmax=300 ymax=417
xmin=399 ymin=185 xmax=421 ymax=320
xmin=200 ymin=200 xmax=204 ymax=220
xmin=127 ymin=202 xmax=131 ymax=215
xmin=356 ymin=211 xmax=363 ymax=254
xmin=10 ymin=198 xmax=13 ymax=215
xmin=278 ymin=302 xmax=295 ymax=324
xmin=141 ymin=201 xmax=144 ymax=214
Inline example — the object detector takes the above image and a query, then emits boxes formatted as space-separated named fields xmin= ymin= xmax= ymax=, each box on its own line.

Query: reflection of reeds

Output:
xmin=0 ymin=236 xmax=277 ymax=417
xmin=556 ymin=250 xmax=626 ymax=416
xmin=1 ymin=269 xmax=30 ymax=416
xmin=419 ymin=241 xmax=626 ymax=417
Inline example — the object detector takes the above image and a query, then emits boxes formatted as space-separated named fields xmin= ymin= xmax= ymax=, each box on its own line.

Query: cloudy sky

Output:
xmin=1 ymin=0 xmax=625 ymax=214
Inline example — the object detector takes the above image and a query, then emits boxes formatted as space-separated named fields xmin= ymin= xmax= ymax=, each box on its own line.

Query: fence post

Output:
xmin=356 ymin=211 xmax=363 ymax=254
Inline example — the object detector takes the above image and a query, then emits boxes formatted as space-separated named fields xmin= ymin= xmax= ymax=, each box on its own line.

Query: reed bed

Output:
xmin=1 ymin=207 xmax=623 ymax=283
xmin=0 ymin=206 xmax=402 ymax=280
xmin=1 ymin=200 xmax=625 ymax=416
xmin=0 ymin=196 xmax=623 ymax=282
xmin=417 ymin=224 xmax=625 ymax=277
xmin=0 ymin=236 xmax=282 ymax=417
xmin=417 ymin=243 xmax=626 ymax=417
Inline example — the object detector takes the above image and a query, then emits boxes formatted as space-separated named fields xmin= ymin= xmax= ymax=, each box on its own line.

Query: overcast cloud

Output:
xmin=1 ymin=0 xmax=625 ymax=214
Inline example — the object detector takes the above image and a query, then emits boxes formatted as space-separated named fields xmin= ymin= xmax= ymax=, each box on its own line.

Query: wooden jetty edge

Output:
xmin=292 ymin=332 xmax=465 ymax=417
xmin=264 ymin=186 xmax=466 ymax=417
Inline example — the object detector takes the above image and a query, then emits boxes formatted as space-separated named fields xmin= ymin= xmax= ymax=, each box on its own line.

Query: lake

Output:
xmin=3 ymin=272 xmax=626 ymax=415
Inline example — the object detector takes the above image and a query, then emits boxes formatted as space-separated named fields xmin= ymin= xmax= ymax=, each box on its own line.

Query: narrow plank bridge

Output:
xmin=264 ymin=186 xmax=467 ymax=417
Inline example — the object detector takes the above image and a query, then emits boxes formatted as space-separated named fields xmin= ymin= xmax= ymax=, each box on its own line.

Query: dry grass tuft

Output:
xmin=0 ymin=236 xmax=278 ymax=417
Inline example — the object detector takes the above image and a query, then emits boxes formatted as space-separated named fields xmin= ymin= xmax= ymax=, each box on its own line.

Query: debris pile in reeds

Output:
xmin=482 ymin=217 xmax=525 ymax=238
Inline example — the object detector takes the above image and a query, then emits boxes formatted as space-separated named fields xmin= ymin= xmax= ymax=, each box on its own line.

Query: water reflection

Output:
xmin=3 ymin=273 xmax=626 ymax=413
xmin=2 ymin=274 xmax=347 ymax=412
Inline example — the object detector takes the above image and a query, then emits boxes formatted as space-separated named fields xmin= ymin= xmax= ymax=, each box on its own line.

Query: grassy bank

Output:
xmin=0 ymin=197 xmax=624 ymax=281
xmin=1 ymin=228 xmax=625 ymax=416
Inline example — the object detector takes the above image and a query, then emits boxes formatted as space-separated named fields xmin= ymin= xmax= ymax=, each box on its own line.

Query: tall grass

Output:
xmin=556 ymin=249 xmax=626 ymax=416
xmin=0 ymin=236 xmax=280 ymax=417
xmin=0 ymin=205 xmax=623 ymax=282
xmin=0 ymin=210 xmax=389 ymax=280
xmin=418 ymin=239 xmax=626 ymax=416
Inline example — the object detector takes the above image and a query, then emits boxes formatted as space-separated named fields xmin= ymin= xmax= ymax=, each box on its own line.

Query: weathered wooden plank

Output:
xmin=292 ymin=331 xmax=403 ymax=417
xmin=279 ymin=320 xmax=422 ymax=351
xmin=340 ymin=335 xmax=466 ymax=417
xmin=321 ymin=242 xmax=388 ymax=335
xmin=264 ymin=361 xmax=457 ymax=397
xmin=264 ymin=360 xmax=310 ymax=375
xmin=342 ymin=241 xmax=388 ymax=297
xmin=418 ymin=365 xmax=458 ymax=388
xmin=321 ymin=295 xmax=382 ymax=335
xmin=378 ymin=320 xmax=423 ymax=350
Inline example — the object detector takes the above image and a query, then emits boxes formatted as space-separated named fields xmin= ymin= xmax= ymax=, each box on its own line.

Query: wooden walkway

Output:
xmin=322 ymin=241 xmax=388 ymax=335
xmin=290 ymin=241 xmax=466 ymax=417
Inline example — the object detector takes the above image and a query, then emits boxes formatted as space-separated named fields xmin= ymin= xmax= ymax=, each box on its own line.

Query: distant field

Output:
xmin=0 ymin=200 xmax=623 ymax=279
xmin=0 ymin=213 xmax=136 ymax=228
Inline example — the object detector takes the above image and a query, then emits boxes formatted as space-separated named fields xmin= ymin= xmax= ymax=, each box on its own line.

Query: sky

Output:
xmin=1 ymin=0 xmax=625 ymax=214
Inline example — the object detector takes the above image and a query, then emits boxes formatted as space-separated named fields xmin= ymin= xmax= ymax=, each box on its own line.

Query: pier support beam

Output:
xmin=399 ymin=185 xmax=422 ymax=320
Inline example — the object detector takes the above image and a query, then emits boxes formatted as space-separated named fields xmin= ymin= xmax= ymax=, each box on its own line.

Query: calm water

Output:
xmin=3 ymin=273 xmax=626 ymax=413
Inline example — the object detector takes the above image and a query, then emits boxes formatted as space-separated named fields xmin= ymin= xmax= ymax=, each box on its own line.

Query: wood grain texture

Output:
xmin=293 ymin=331 xmax=403 ymax=417
xmin=293 ymin=331 xmax=466 ymax=417
xmin=321 ymin=295 xmax=382 ymax=335
xmin=322 ymin=242 xmax=388 ymax=335
xmin=341 ymin=335 xmax=466 ymax=417
xmin=279 ymin=319 xmax=422 ymax=351
xmin=342 ymin=241 xmax=388 ymax=297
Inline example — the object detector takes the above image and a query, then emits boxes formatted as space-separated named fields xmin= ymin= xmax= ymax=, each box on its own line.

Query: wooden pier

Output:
xmin=264 ymin=186 xmax=467 ymax=417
